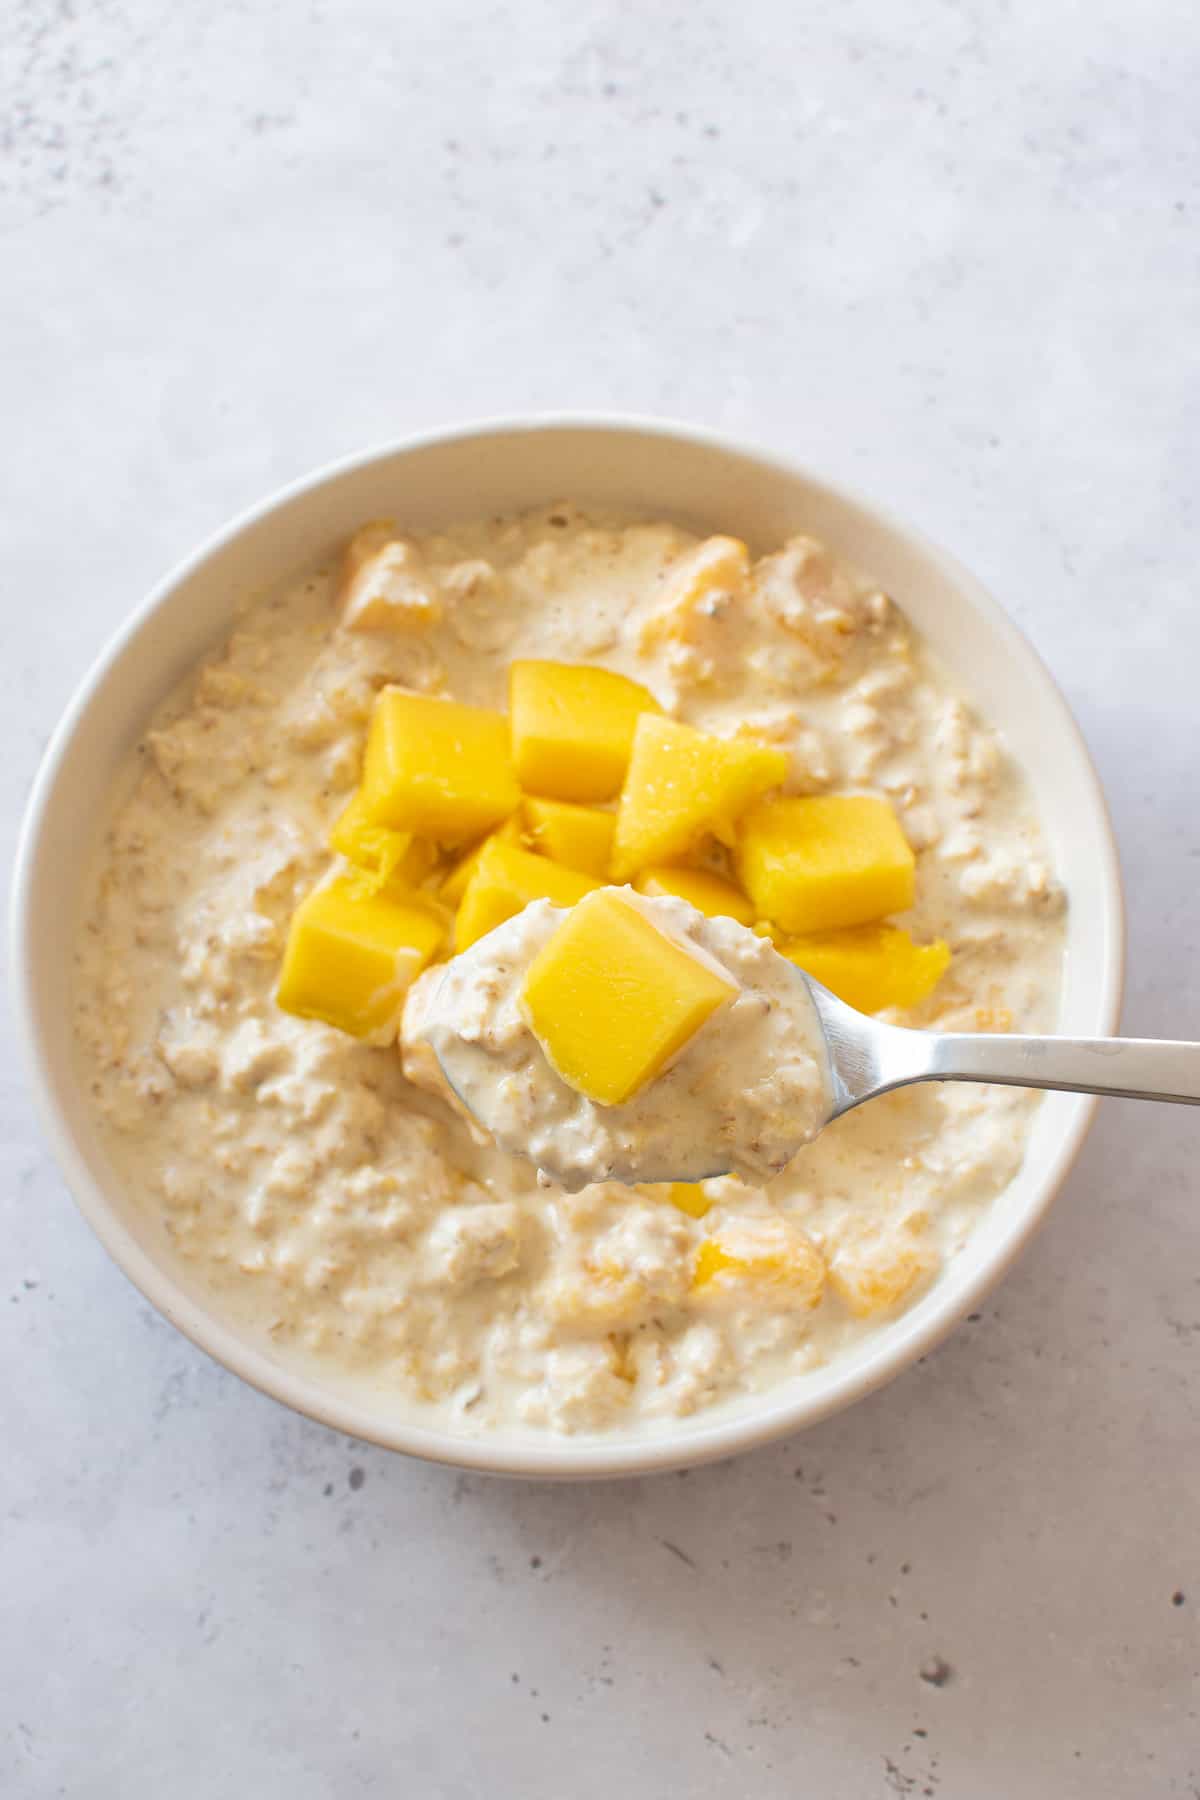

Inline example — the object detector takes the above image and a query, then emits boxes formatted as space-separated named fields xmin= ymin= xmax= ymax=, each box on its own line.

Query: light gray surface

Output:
xmin=4 ymin=1 xmax=1199 ymax=1793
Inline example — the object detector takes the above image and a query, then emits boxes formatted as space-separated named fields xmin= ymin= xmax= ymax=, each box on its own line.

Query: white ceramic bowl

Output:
xmin=11 ymin=417 xmax=1123 ymax=1478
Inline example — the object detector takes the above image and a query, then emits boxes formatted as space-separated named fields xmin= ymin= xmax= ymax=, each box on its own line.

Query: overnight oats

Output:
xmin=418 ymin=890 xmax=833 ymax=1192
xmin=73 ymin=506 xmax=1066 ymax=1435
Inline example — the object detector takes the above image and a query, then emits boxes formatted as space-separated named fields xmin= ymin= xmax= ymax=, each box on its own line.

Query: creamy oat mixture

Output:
xmin=418 ymin=892 xmax=832 ymax=1191
xmin=73 ymin=504 xmax=1065 ymax=1436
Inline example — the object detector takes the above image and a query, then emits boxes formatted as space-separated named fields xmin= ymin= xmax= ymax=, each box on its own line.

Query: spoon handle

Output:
xmin=921 ymin=1032 xmax=1200 ymax=1105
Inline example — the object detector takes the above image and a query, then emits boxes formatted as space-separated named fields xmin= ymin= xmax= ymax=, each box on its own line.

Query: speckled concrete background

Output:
xmin=3 ymin=2 xmax=1198 ymax=1794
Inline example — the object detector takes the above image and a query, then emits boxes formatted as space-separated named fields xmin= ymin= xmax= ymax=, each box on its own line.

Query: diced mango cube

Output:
xmin=338 ymin=528 xmax=441 ymax=634
xmin=521 ymin=890 xmax=737 ymax=1105
xmin=639 ymin=536 xmax=750 ymax=649
xmin=276 ymin=876 xmax=445 ymax=1039
xmin=438 ymin=814 xmax=525 ymax=907
xmin=638 ymin=1181 xmax=716 ymax=1220
xmin=509 ymin=660 xmax=662 ymax=802
xmin=780 ymin=924 xmax=950 ymax=1014
xmin=692 ymin=1218 xmax=826 ymax=1308
xmin=358 ymin=688 xmax=519 ymax=844
xmin=522 ymin=798 xmax=615 ymax=877
xmin=632 ymin=864 xmax=754 ymax=926
xmin=329 ymin=788 xmax=437 ymax=893
xmin=611 ymin=714 xmax=788 ymax=879
xmin=455 ymin=839 xmax=600 ymax=951
xmin=828 ymin=1236 xmax=937 ymax=1318
xmin=736 ymin=794 xmax=915 ymax=934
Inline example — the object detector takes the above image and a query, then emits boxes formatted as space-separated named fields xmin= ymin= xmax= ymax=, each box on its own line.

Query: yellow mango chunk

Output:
xmin=693 ymin=1218 xmax=825 ymax=1308
xmin=329 ymin=788 xmax=437 ymax=893
xmin=736 ymin=794 xmax=915 ymax=934
xmin=521 ymin=890 xmax=737 ymax=1105
xmin=611 ymin=714 xmax=788 ymax=880
xmin=338 ymin=528 xmax=441 ymax=634
xmin=632 ymin=864 xmax=754 ymax=926
xmin=639 ymin=1181 xmax=716 ymax=1220
xmin=522 ymin=798 xmax=615 ymax=877
xmin=438 ymin=814 xmax=525 ymax=907
xmin=781 ymin=924 xmax=950 ymax=1014
xmin=276 ymin=876 xmax=445 ymax=1039
xmin=359 ymin=688 xmax=519 ymax=844
xmin=455 ymin=838 xmax=600 ymax=951
xmin=639 ymin=536 xmax=751 ymax=649
xmin=828 ymin=1236 xmax=937 ymax=1318
xmin=509 ymin=660 xmax=662 ymax=803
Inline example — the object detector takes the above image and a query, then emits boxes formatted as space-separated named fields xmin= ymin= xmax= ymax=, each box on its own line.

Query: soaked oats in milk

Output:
xmin=74 ymin=506 xmax=1064 ymax=1435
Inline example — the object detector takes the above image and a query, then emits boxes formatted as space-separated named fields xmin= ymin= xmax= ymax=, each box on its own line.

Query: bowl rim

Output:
xmin=10 ymin=411 xmax=1125 ymax=1479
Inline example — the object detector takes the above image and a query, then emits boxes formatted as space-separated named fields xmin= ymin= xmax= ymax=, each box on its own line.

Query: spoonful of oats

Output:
xmin=416 ymin=887 xmax=1200 ymax=1194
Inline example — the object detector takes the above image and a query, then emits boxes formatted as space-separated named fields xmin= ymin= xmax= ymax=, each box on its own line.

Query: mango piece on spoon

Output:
xmin=520 ymin=889 xmax=737 ymax=1106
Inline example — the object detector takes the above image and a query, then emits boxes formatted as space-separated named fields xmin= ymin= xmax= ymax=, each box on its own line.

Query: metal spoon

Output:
xmin=432 ymin=960 xmax=1200 ymax=1187
xmin=807 ymin=975 xmax=1200 ymax=1127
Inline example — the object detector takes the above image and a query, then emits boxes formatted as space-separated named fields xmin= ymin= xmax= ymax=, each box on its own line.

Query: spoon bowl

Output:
xmin=434 ymin=949 xmax=1200 ymax=1188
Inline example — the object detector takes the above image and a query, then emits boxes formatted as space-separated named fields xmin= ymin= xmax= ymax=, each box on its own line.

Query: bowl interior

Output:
xmin=13 ymin=419 xmax=1122 ymax=1476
